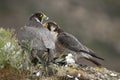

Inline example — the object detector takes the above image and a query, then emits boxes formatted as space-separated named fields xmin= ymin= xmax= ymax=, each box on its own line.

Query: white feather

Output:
xmin=65 ymin=53 xmax=75 ymax=64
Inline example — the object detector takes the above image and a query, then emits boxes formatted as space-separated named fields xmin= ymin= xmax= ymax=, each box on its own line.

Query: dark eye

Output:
xmin=54 ymin=28 xmax=57 ymax=31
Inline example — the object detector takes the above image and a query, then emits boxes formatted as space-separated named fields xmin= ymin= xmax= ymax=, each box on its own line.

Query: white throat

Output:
xmin=35 ymin=18 xmax=40 ymax=22
xmin=51 ymin=31 xmax=58 ymax=41
xmin=35 ymin=17 xmax=43 ymax=24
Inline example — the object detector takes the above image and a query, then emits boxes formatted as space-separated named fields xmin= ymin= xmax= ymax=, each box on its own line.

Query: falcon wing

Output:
xmin=57 ymin=32 xmax=104 ymax=60
xmin=57 ymin=32 xmax=83 ymax=52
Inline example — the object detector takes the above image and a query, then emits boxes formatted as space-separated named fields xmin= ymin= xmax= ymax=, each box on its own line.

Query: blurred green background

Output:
xmin=0 ymin=0 xmax=120 ymax=72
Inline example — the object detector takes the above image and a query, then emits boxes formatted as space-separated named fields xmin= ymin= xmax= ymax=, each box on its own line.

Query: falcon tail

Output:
xmin=80 ymin=50 xmax=104 ymax=60
xmin=84 ymin=57 xmax=102 ymax=66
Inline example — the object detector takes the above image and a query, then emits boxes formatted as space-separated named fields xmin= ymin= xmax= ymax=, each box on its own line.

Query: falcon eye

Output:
xmin=40 ymin=14 xmax=43 ymax=17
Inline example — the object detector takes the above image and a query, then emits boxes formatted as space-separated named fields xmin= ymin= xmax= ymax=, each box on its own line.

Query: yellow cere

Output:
xmin=43 ymin=14 xmax=47 ymax=18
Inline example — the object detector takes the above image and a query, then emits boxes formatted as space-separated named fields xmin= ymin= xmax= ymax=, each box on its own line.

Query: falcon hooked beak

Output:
xmin=42 ymin=14 xmax=49 ymax=21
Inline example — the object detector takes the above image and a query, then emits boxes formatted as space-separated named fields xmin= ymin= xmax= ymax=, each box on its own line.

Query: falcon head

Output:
xmin=29 ymin=12 xmax=49 ymax=23
xmin=43 ymin=21 xmax=63 ymax=41
xmin=43 ymin=21 xmax=61 ymax=33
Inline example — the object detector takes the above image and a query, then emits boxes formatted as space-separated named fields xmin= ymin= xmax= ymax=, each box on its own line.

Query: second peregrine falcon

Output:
xmin=43 ymin=21 xmax=104 ymax=66
xmin=17 ymin=12 xmax=55 ymax=66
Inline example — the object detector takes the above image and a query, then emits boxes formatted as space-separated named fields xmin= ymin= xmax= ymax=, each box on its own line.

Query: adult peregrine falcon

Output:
xmin=17 ymin=12 xmax=55 ymax=66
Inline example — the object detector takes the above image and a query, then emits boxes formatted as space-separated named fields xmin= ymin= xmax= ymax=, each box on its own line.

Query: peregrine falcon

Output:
xmin=43 ymin=21 xmax=104 ymax=66
xmin=17 ymin=12 xmax=55 ymax=66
